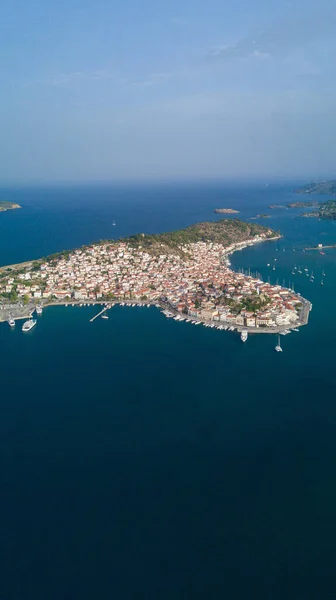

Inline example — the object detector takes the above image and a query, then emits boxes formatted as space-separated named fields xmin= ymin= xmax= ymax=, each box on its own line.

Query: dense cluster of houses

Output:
xmin=0 ymin=236 xmax=302 ymax=328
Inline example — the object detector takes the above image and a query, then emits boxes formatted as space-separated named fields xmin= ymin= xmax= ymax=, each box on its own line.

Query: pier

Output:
xmin=90 ymin=306 xmax=109 ymax=322
xmin=304 ymin=244 xmax=336 ymax=251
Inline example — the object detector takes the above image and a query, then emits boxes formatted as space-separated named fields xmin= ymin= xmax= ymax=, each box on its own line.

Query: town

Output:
xmin=0 ymin=229 xmax=310 ymax=332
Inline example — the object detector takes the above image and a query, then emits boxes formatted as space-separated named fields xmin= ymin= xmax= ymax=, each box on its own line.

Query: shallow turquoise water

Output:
xmin=1 ymin=182 xmax=336 ymax=599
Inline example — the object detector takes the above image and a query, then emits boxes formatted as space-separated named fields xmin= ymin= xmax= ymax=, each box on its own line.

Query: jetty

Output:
xmin=90 ymin=306 xmax=109 ymax=322
xmin=304 ymin=244 xmax=336 ymax=251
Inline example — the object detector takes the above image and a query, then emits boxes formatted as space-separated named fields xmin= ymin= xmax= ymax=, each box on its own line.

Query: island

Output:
xmin=0 ymin=201 xmax=21 ymax=212
xmin=287 ymin=201 xmax=320 ymax=209
xmin=295 ymin=180 xmax=336 ymax=195
xmin=301 ymin=200 xmax=336 ymax=220
xmin=214 ymin=208 xmax=240 ymax=214
xmin=268 ymin=204 xmax=286 ymax=209
xmin=250 ymin=214 xmax=270 ymax=219
xmin=0 ymin=219 xmax=312 ymax=333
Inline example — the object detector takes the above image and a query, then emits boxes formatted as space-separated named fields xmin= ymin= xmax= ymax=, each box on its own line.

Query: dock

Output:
xmin=304 ymin=244 xmax=336 ymax=251
xmin=90 ymin=306 xmax=109 ymax=322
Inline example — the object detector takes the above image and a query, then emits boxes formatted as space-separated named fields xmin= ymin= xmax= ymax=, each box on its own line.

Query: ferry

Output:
xmin=8 ymin=318 xmax=15 ymax=327
xmin=22 ymin=319 xmax=37 ymax=332
xmin=240 ymin=329 xmax=248 ymax=343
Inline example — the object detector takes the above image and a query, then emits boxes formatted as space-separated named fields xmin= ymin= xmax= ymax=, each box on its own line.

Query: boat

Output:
xmin=101 ymin=314 xmax=108 ymax=319
xmin=292 ymin=328 xmax=299 ymax=332
xmin=322 ymin=270 xmax=325 ymax=277
xmin=8 ymin=318 xmax=15 ymax=327
xmin=321 ymin=279 xmax=324 ymax=286
xmin=275 ymin=335 xmax=283 ymax=352
xmin=112 ymin=220 xmax=116 ymax=226
xmin=267 ymin=263 xmax=270 ymax=267
xmin=22 ymin=319 xmax=37 ymax=332
xmin=240 ymin=329 xmax=248 ymax=343
xmin=36 ymin=305 xmax=43 ymax=315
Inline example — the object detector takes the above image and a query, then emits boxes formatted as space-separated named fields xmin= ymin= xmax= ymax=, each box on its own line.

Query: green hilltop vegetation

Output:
xmin=295 ymin=181 xmax=336 ymax=195
xmin=124 ymin=219 xmax=277 ymax=255
xmin=1 ymin=219 xmax=278 ymax=273
xmin=318 ymin=200 xmax=336 ymax=220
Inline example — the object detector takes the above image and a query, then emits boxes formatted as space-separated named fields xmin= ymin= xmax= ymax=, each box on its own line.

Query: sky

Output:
xmin=1 ymin=0 xmax=336 ymax=182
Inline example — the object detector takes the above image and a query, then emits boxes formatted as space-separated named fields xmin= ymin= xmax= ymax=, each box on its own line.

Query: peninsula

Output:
xmin=214 ymin=208 xmax=240 ymax=214
xmin=0 ymin=201 xmax=21 ymax=212
xmin=0 ymin=219 xmax=311 ymax=333
xmin=295 ymin=180 xmax=336 ymax=196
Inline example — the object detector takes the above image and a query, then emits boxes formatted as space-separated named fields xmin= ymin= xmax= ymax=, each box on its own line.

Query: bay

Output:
xmin=1 ymin=181 xmax=336 ymax=600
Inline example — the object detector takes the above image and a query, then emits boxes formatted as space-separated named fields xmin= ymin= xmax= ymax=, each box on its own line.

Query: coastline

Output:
xmin=0 ymin=233 xmax=312 ymax=335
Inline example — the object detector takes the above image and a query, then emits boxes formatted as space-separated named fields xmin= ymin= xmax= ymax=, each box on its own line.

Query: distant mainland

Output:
xmin=295 ymin=181 xmax=336 ymax=195
xmin=214 ymin=208 xmax=240 ymax=214
xmin=0 ymin=201 xmax=21 ymax=212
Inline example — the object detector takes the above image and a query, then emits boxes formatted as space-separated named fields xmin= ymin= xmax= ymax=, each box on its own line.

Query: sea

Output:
xmin=1 ymin=181 xmax=336 ymax=600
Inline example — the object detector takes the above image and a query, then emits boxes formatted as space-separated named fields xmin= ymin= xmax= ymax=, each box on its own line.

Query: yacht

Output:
xmin=8 ymin=318 xmax=15 ymax=327
xmin=240 ymin=329 xmax=248 ymax=343
xmin=275 ymin=335 xmax=283 ymax=352
xmin=101 ymin=314 xmax=109 ymax=319
xmin=22 ymin=319 xmax=37 ymax=332
xmin=36 ymin=305 xmax=43 ymax=315
xmin=112 ymin=220 xmax=116 ymax=226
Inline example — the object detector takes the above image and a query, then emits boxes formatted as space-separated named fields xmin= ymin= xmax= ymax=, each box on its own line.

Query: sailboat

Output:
xmin=112 ymin=220 xmax=116 ymax=226
xmin=275 ymin=335 xmax=283 ymax=353
xmin=321 ymin=278 xmax=324 ymax=286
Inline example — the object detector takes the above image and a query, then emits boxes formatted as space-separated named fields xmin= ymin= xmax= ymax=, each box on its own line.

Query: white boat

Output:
xmin=292 ymin=328 xmax=299 ymax=332
xmin=22 ymin=319 xmax=37 ymax=332
xmin=101 ymin=314 xmax=108 ymax=319
xmin=275 ymin=335 xmax=283 ymax=352
xmin=240 ymin=329 xmax=248 ymax=342
xmin=8 ymin=318 xmax=15 ymax=327
xmin=36 ymin=305 xmax=43 ymax=315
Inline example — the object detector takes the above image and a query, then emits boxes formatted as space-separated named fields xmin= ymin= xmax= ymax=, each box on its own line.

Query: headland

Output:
xmin=0 ymin=219 xmax=311 ymax=333
xmin=0 ymin=201 xmax=21 ymax=212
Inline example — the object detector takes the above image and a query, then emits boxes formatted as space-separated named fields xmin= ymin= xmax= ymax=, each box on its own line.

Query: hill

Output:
xmin=295 ymin=181 xmax=336 ymax=195
xmin=125 ymin=219 xmax=277 ymax=255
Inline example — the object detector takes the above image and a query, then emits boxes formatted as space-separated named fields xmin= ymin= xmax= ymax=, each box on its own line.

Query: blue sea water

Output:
xmin=1 ymin=181 xmax=336 ymax=600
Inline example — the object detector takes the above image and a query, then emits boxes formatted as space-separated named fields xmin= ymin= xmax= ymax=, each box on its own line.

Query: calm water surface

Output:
xmin=1 ymin=182 xmax=336 ymax=599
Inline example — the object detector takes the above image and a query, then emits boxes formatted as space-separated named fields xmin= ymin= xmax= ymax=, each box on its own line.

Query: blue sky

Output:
xmin=1 ymin=0 xmax=335 ymax=182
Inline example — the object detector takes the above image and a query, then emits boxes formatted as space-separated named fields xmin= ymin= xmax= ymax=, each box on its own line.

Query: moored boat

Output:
xmin=22 ymin=319 xmax=37 ymax=332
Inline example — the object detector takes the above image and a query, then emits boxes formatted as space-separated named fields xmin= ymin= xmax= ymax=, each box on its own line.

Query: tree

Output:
xmin=195 ymin=299 xmax=201 ymax=309
xmin=23 ymin=294 xmax=30 ymax=305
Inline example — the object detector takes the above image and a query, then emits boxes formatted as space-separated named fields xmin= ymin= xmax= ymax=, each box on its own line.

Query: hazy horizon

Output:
xmin=1 ymin=0 xmax=335 ymax=183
